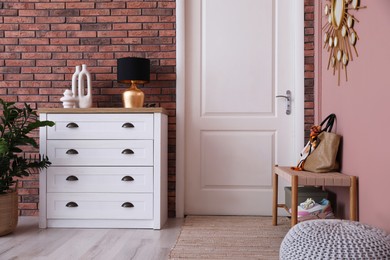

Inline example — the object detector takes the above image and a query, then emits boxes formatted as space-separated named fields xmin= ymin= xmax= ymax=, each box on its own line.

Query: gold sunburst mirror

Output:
xmin=323 ymin=0 xmax=366 ymax=85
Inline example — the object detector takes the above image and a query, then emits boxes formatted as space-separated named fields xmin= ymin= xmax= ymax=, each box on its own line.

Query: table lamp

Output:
xmin=117 ymin=57 xmax=150 ymax=108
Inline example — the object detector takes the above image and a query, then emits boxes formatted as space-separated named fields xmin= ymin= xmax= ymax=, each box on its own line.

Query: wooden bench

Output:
xmin=272 ymin=165 xmax=358 ymax=227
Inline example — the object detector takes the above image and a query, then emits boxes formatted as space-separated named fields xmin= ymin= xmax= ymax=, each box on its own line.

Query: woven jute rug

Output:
xmin=169 ymin=216 xmax=290 ymax=260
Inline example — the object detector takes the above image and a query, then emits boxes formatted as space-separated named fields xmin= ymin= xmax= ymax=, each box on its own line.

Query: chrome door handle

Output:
xmin=276 ymin=90 xmax=291 ymax=115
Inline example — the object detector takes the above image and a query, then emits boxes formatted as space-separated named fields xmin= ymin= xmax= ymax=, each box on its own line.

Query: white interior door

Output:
xmin=183 ymin=0 xmax=303 ymax=215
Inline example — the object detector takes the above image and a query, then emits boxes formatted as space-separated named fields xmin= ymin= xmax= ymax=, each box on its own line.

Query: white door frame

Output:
xmin=175 ymin=0 xmax=304 ymax=218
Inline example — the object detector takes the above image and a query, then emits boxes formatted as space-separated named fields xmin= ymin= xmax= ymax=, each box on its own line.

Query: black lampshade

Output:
xmin=117 ymin=57 xmax=150 ymax=83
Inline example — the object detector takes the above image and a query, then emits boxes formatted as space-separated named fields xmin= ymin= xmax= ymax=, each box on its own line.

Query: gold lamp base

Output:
xmin=122 ymin=81 xmax=145 ymax=108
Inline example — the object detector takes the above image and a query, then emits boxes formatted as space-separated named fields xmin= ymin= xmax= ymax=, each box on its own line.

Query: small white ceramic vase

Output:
xmin=60 ymin=89 xmax=78 ymax=108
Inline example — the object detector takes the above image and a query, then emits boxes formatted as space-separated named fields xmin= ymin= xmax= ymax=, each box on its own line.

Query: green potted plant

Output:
xmin=0 ymin=99 xmax=54 ymax=236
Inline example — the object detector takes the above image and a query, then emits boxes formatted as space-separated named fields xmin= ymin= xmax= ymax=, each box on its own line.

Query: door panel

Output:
xmin=201 ymin=0 xmax=274 ymax=115
xmin=185 ymin=0 xmax=299 ymax=215
xmin=201 ymin=131 xmax=273 ymax=188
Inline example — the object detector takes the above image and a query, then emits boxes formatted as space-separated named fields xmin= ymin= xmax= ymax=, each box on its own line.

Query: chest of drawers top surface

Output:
xmin=38 ymin=107 xmax=168 ymax=114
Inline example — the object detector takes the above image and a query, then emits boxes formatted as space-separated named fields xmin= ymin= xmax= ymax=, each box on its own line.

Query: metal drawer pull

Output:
xmin=66 ymin=202 xmax=78 ymax=208
xmin=66 ymin=149 xmax=79 ymax=155
xmin=121 ymin=176 xmax=134 ymax=182
xmin=122 ymin=122 xmax=134 ymax=128
xmin=66 ymin=175 xmax=79 ymax=181
xmin=121 ymin=149 xmax=134 ymax=155
xmin=66 ymin=122 xmax=79 ymax=128
xmin=121 ymin=202 xmax=134 ymax=208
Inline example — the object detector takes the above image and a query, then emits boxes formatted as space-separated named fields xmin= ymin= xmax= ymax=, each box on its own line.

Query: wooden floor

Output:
xmin=0 ymin=217 xmax=183 ymax=260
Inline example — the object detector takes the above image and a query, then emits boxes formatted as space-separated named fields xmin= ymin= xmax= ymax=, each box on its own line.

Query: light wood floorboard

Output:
xmin=0 ymin=217 xmax=183 ymax=260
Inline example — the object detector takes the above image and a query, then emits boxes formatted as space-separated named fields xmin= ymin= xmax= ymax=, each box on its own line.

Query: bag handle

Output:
xmin=320 ymin=114 xmax=336 ymax=132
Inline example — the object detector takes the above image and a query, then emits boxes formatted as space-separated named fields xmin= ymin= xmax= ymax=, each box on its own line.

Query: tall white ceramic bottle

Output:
xmin=78 ymin=64 xmax=93 ymax=108
xmin=71 ymin=65 xmax=81 ymax=108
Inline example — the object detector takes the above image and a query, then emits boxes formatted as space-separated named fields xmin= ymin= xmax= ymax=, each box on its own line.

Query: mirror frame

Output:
xmin=331 ymin=0 xmax=345 ymax=29
xmin=323 ymin=0 xmax=366 ymax=85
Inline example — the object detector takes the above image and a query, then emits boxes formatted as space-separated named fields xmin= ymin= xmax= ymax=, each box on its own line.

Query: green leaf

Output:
xmin=26 ymin=120 xmax=55 ymax=131
xmin=0 ymin=138 xmax=8 ymax=155
xmin=0 ymin=98 xmax=54 ymax=193
xmin=10 ymin=147 xmax=23 ymax=153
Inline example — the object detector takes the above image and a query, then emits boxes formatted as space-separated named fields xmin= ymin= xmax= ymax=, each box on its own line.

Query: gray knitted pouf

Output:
xmin=280 ymin=219 xmax=390 ymax=259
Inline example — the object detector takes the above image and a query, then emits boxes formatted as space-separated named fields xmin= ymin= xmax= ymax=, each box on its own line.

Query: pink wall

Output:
xmin=317 ymin=1 xmax=390 ymax=232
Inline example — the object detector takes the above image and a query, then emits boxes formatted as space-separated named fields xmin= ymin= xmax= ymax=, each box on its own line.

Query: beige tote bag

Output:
xmin=303 ymin=131 xmax=340 ymax=173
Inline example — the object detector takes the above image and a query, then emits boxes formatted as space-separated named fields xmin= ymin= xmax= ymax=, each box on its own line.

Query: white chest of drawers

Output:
xmin=38 ymin=108 xmax=168 ymax=229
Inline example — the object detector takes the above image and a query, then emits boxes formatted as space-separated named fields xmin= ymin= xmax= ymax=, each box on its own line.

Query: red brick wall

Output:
xmin=0 ymin=0 xmax=177 ymax=217
xmin=1 ymin=1 xmax=314 ymax=217
xmin=304 ymin=0 xmax=315 ymax=141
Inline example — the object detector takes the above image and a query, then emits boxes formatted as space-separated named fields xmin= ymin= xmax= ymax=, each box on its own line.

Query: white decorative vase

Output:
xmin=77 ymin=64 xmax=93 ymax=108
xmin=71 ymin=65 xmax=81 ymax=108
xmin=60 ymin=89 xmax=78 ymax=108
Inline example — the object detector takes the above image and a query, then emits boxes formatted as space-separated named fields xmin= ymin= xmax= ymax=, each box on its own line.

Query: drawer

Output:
xmin=46 ymin=114 xmax=154 ymax=140
xmin=47 ymin=193 xmax=153 ymax=220
xmin=47 ymin=167 xmax=153 ymax=193
xmin=47 ymin=140 xmax=153 ymax=166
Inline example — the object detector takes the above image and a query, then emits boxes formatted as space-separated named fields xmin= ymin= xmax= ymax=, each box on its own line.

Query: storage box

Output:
xmin=284 ymin=186 xmax=328 ymax=209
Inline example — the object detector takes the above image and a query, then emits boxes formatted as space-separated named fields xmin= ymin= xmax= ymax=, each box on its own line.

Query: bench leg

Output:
xmin=272 ymin=172 xmax=278 ymax=226
xmin=349 ymin=176 xmax=357 ymax=221
xmin=291 ymin=175 xmax=298 ymax=227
